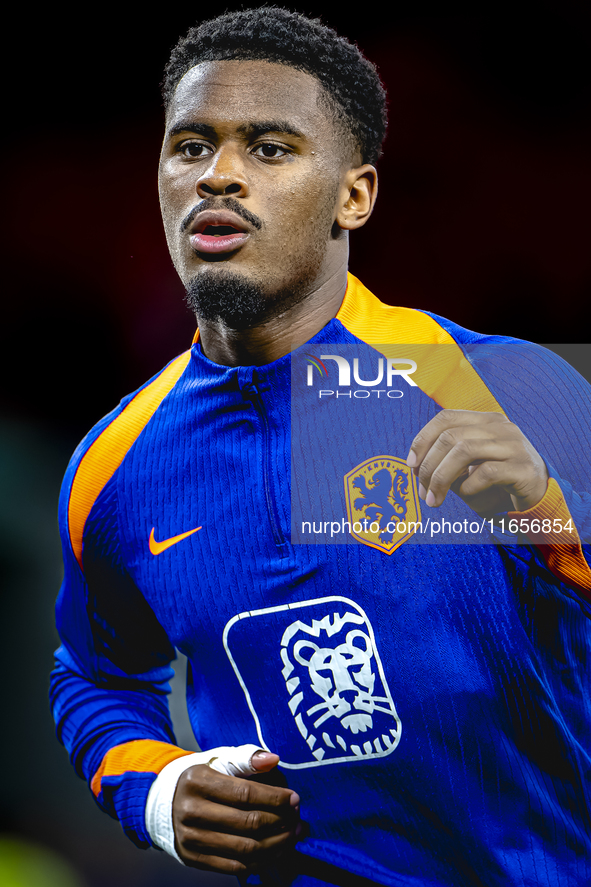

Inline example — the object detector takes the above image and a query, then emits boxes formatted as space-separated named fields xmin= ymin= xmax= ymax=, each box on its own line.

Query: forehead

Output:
xmin=167 ymin=59 xmax=332 ymax=136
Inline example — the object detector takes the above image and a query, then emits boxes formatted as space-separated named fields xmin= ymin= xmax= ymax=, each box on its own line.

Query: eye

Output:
xmin=251 ymin=143 xmax=289 ymax=159
xmin=177 ymin=141 xmax=214 ymax=159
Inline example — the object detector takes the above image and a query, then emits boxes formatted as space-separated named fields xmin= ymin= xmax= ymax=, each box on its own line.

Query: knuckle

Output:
xmin=175 ymin=824 xmax=191 ymax=848
xmin=232 ymin=780 xmax=252 ymax=805
xmin=178 ymin=825 xmax=206 ymax=850
xmin=245 ymin=809 xmax=263 ymax=832
xmin=238 ymin=836 xmax=258 ymax=857
xmin=181 ymin=764 xmax=207 ymax=788
xmin=177 ymin=799 xmax=196 ymax=821
xmin=479 ymin=461 xmax=498 ymax=481
xmin=438 ymin=429 xmax=458 ymax=448
xmin=438 ymin=408 xmax=461 ymax=424
xmin=184 ymin=848 xmax=212 ymax=870
xmin=452 ymin=438 xmax=472 ymax=459
xmin=174 ymin=791 xmax=203 ymax=823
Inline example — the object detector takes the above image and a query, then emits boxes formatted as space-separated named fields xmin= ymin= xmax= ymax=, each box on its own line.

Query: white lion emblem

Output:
xmin=280 ymin=610 xmax=401 ymax=762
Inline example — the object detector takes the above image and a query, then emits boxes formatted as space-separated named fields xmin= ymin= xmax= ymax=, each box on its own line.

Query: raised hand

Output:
xmin=406 ymin=410 xmax=548 ymax=516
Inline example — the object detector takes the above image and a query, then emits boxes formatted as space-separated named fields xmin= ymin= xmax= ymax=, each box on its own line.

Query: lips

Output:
xmin=189 ymin=211 xmax=251 ymax=254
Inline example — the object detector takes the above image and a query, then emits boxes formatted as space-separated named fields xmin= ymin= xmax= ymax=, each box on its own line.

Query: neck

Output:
xmin=196 ymin=264 xmax=348 ymax=367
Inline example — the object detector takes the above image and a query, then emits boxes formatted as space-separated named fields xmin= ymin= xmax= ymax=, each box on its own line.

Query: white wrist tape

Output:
xmin=145 ymin=744 xmax=265 ymax=863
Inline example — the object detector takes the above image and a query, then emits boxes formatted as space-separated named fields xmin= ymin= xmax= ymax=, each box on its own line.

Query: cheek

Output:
xmin=269 ymin=176 xmax=339 ymax=240
xmin=258 ymin=190 xmax=339 ymax=280
xmin=158 ymin=165 xmax=194 ymax=223
xmin=157 ymin=170 xmax=192 ymax=267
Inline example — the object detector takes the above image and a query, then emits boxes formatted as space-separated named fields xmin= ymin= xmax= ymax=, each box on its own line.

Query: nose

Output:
xmin=196 ymin=146 xmax=249 ymax=198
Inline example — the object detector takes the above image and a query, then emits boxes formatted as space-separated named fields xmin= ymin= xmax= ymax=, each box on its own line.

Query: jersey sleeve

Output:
xmin=459 ymin=332 xmax=591 ymax=612
xmin=385 ymin=302 xmax=591 ymax=612
xmin=336 ymin=277 xmax=591 ymax=614
xmin=50 ymin=354 xmax=194 ymax=848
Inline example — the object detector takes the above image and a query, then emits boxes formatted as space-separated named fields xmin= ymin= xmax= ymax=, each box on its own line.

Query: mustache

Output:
xmin=180 ymin=197 xmax=263 ymax=233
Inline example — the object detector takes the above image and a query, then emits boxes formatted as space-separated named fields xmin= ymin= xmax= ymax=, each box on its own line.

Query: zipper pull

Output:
xmin=239 ymin=367 xmax=259 ymax=400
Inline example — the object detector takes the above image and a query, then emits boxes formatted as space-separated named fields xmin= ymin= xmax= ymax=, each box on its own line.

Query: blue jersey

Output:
xmin=51 ymin=275 xmax=591 ymax=886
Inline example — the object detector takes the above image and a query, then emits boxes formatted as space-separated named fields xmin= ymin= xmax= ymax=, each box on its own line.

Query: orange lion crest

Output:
xmin=344 ymin=456 xmax=421 ymax=554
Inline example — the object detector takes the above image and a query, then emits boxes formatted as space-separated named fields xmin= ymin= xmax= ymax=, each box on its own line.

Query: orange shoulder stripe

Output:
xmin=91 ymin=739 xmax=193 ymax=797
xmin=508 ymin=478 xmax=591 ymax=598
xmin=68 ymin=350 xmax=192 ymax=569
xmin=337 ymin=274 xmax=506 ymax=414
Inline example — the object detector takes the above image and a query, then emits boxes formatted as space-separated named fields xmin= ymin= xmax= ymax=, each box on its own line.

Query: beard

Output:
xmin=184 ymin=268 xmax=315 ymax=331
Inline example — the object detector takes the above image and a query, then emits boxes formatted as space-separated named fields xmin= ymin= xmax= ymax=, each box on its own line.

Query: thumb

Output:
xmin=205 ymin=744 xmax=277 ymax=777
xmin=250 ymin=750 xmax=280 ymax=772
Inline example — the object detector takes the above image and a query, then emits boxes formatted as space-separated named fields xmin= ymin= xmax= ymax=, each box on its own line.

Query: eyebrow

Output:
xmin=236 ymin=121 xmax=306 ymax=140
xmin=166 ymin=120 xmax=306 ymax=141
xmin=166 ymin=122 xmax=217 ymax=140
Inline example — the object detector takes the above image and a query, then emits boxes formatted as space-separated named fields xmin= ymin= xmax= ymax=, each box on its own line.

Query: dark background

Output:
xmin=1 ymin=2 xmax=590 ymax=885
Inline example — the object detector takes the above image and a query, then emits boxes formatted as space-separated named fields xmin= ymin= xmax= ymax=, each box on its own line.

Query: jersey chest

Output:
xmin=109 ymin=390 xmax=534 ymax=770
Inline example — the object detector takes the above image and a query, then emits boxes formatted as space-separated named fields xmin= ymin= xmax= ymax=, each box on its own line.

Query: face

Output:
xmin=158 ymin=59 xmax=362 ymax=323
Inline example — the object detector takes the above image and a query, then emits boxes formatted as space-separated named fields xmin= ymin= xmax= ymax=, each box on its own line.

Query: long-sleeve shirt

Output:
xmin=51 ymin=273 xmax=591 ymax=886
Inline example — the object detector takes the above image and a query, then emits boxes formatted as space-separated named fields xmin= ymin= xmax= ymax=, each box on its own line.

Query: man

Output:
xmin=51 ymin=8 xmax=591 ymax=886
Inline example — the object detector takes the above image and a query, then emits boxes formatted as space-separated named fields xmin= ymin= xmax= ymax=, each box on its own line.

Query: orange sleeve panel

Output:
xmin=91 ymin=739 xmax=193 ymax=798
xmin=507 ymin=478 xmax=591 ymax=599
xmin=68 ymin=350 xmax=192 ymax=569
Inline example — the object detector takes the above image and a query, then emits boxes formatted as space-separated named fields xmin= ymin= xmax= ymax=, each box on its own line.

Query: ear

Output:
xmin=336 ymin=164 xmax=378 ymax=231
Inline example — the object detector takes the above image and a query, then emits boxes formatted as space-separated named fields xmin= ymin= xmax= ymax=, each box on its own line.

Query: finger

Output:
xmin=420 ymin=438 xmax=516 ymax=507
xmin=250 ymin=750 xmax=281 ymax=772
xmin=206 ymin=745 xmax=277 ymax=777
xmin=178 ymin=822 xmax=296 ymax=869
xmin=205 ymin=749 xmax=300 ymax=808
xmin=449 ymin=478 xmax=514 ymax=518
xmin=177 ymin=796 xmax=296 ymax=838
xmin=416 ymin=425 xmax=500 ymax=497
xmin=181 ymin=764 xmax=298 ymax=812
xmin=181 ymin=851 xmax=250 ymax=875
xmin=407 ymin=410 xmax=507 ymax=471
xmin=456 ymin=458 xmax=546 ymax=507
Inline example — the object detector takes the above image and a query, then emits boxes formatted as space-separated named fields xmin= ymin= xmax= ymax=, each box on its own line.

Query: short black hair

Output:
xmin=162 ymin=7 xmax=388 ymax=166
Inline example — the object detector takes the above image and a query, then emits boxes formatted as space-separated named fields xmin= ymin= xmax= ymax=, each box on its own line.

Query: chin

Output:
xmin=184 ymin=268 xmax=272 ymax=330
